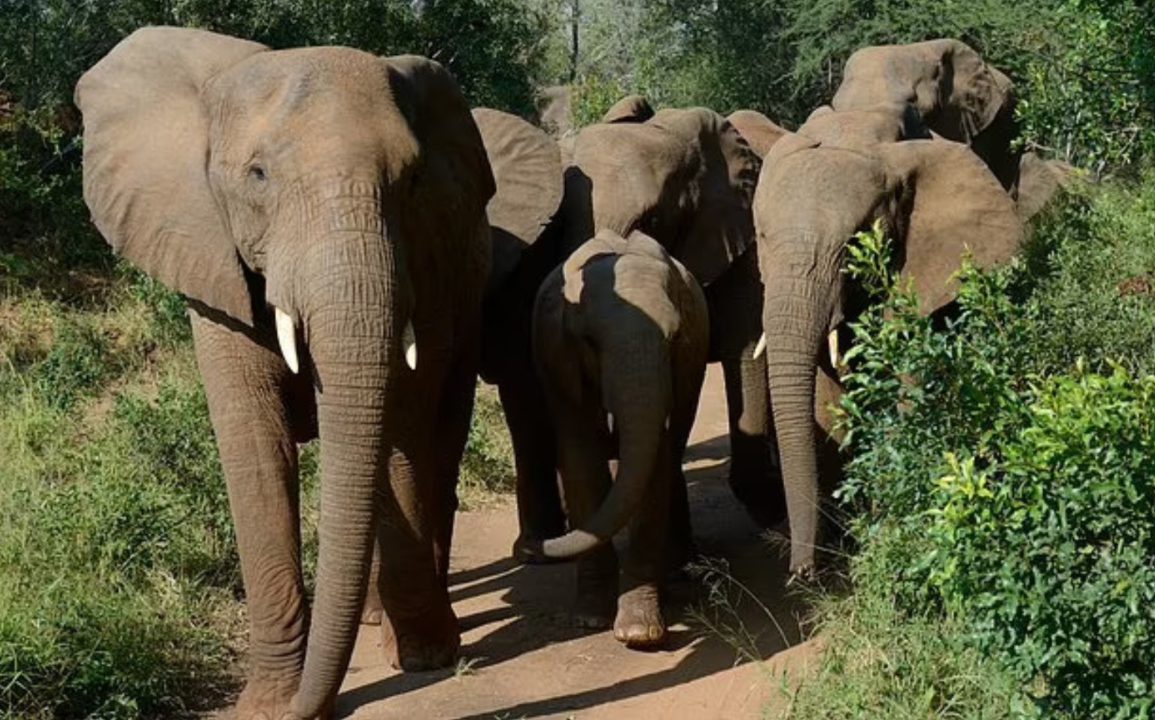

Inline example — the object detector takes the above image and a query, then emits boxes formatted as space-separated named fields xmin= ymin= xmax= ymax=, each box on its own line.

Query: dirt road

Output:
xmin=334 ymin=365 xmax=818 ymax=719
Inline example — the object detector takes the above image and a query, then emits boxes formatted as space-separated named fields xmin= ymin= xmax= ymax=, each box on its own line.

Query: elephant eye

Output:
xmin=248 ymin=164 xmax=267 ymax=182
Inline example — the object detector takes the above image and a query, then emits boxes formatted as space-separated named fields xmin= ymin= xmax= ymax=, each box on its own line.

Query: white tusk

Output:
xmin=403 ymin=320 xmax=417 ymax=371
xmin=607 ymin=413 xmax=615 ymax=434
xmin=752 ymin=332 xmax=767 ymax=360
xmin=275 ymin=307 xmax=299 ymax=374
xmin=828 ymin=329 xmax=841 ymax=369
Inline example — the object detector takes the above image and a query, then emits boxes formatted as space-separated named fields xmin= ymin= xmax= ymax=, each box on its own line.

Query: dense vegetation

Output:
xmin=787 ymin=177 xmax=1155 ymax=717
xmin=1 ymin=0 xmax=1154 ymax=717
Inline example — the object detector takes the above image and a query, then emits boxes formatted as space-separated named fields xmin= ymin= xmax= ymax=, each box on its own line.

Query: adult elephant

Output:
xmin=474 ymin=103 xmax=783 ymax=557
xmin=752 ymin=104 xmax=1024 ymax=579
xmin=76 ymin=27 xmax=494 ymax=720
xmin=832 ymin=38 xmax=1020 ymax=191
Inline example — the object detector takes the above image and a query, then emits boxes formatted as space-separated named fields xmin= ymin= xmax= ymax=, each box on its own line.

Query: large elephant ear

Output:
xmin=75 ymin=27 xmax=267 ymax=325
xmin=884 ymin=139 xmax=1024 ymax=314
xmin=385 ymin=56 xmax=496 ymax=237
xmin=471 ymin=108 xmax=563 ymax=291
xmin=650 ymin=108 xmax=761 ymax=286
xmin=1015 ymin=151 xmax=1077 ymax=223
xmin=601 ymin=94 xmax=654 ymax=124
xmin=726 ymin=110 xmax=787 ymax=159
xmin=940 ymin=40 xmax=1014 ymax=142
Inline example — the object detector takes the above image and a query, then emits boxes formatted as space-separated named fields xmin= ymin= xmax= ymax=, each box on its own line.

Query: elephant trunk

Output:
xmin=540 ymin=341 xmax=670 ymax=559
xmin=288 ymin=212 xmax=406 ymax=718
xmin=762 ymin=263 xmax=834 ymax=576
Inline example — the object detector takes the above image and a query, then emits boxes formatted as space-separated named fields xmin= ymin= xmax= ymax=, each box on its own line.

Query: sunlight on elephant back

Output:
xmin=601 ymin=94 xmax=655 ymax=124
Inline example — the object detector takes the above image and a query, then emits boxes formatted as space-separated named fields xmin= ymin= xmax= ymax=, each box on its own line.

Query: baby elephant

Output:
xmin=526 ymin=229 xmax=708 ymax=648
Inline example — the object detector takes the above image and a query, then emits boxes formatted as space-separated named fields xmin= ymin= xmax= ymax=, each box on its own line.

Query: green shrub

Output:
xmin=459 ymin=383 xmax=517 ymax=508
xmin=0 ymin=360 xmax=240 ymax=718
xmin=785 ymin=533 xmax=1038 ymax=720
xmin=834 ymin=180 xmax=1155 ymax=718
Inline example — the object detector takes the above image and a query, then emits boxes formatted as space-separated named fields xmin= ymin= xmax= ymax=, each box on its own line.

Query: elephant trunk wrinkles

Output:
xmin=763 ymin=264 xmax=834 ymax=574
xmin=290 ymin=210 xmax=404 ymax=718
xmin=542 ymin=340 xmax=668 ymax=559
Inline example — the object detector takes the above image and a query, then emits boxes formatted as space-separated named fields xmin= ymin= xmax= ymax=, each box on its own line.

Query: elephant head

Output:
xmin=76 ymin=27 xmax=493 ymax=717
xmin=832 ymin=39 xmax=1019 ymax=190
xmin=753 ymin=105 xmax=1023 ymax=576
xmin=562 ymin=105 xmax=761 ymax=287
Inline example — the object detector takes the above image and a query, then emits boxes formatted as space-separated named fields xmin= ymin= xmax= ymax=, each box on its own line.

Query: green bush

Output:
xmin=785 ymin=534 xmax=1037 ymax=720
xmin=832 ymin=179 xmax=1155 ymax=718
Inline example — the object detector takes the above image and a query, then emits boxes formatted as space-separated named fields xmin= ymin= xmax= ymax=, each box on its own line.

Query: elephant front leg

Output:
xmin=191 ymin=311 xmax=315 ymax=719
xmin=499 ymin=375 xmax=567 ymax=560
xmin=722 ymin=352 xmax=786 ymax=527
xmin=375 ymin=443 xmax=460 ymax=672
xmin=616 ymin=432 xmax=673 ymax=650
xmin=553 ymin=400 xmax=618 ymax=628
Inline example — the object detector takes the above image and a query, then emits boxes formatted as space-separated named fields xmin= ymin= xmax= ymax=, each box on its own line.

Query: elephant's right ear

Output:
xmin=76 ymin=27 xmax=267 ymax=325
xmin=1015 ymin=152 xmax=1078 ymax=224
xmin=472 ymin=109 xmax=563 ymax=291
xmin=726 ymin=110 xmax=787 ymax=159
xmin=601 ymin=95 xmax=654 ymax=124
xmin=883 ymin=139 xmax=1024 ymax=314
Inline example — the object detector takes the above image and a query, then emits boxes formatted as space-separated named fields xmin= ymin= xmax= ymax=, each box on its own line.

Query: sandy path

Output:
xmin=334 ymin=365 xmax=818 ymax=719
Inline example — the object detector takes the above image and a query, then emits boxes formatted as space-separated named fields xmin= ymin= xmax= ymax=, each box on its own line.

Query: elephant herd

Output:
xmin=73 ymin=27 xmax=1065 ymax=720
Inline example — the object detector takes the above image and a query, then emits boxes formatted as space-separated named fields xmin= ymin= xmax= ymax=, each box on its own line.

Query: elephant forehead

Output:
xmin=573 ymin=124 xmax=691 ymax=224
xmin=755 ymin=148 xmax=885 ymax=242
xmin=208 ymin=48 xmax=417 ymax=175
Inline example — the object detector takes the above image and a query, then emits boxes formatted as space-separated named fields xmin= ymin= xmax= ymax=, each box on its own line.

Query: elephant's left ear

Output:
xmin=943 ymin=41 xmax=1015 ymax=142
xmin=883 ymin=139 xmax=1024 ymax=314
xmin=472 ymin=109 xmax=563 ymax=291
xmin=727 ymin=110 xmax=787 ymax=159
xmin=383 ymin=56 xmax=496 ymax=241
xmin=651 ymin=108 xmax=762 ymax=286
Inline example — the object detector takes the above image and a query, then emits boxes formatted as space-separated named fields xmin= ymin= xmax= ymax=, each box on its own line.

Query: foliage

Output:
xmin=784 ymin=536 xmax=1037 ymax=720
xmin=828 ymin=179 xmax=1155 ymax=718
xmin=459 ymin=384 xmax=517 ymax=508
xmin=1015 ymin=0 xmax=1155 ymax=171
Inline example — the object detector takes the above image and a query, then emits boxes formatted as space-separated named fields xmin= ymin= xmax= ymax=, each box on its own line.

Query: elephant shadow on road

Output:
xmin=337 ymin=440 xmax=814 ymax=719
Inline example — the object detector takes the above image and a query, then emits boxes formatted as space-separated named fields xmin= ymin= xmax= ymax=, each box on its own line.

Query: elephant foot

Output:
xmin=232 ymin=675 xmax=333 ymax=720
xmin=613 ymin=583 xmax=665 ymax=650
xmin=380 ymin=602 xmax=460 ymax=672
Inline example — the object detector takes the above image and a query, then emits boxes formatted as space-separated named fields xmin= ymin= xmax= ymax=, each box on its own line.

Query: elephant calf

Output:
xmin=525 ymin=229 xmax=708 ymax=648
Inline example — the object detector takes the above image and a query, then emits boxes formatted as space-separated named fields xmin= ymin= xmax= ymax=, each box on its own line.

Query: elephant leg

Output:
xmin=722 ymin=352 xmax=786 ymax=527
xmin=432 ymin=342 xmax=481 ymax=583
xmin=553 ymin=398 xmax=618 ymax=628
xmin=190 ymin=310 xmax=315 ymax=718
xmin=705 ymin=250 xmax=785 ymax=526
xmin=374 ymin=368 xmax=459 ymax=672
xmin=499 ymin=374 xmax=567 ymax=557
xmin=667 ymin=356 xmax=705 ymax=574
xmin=617 ymin=430 xmax=674 ymax=649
